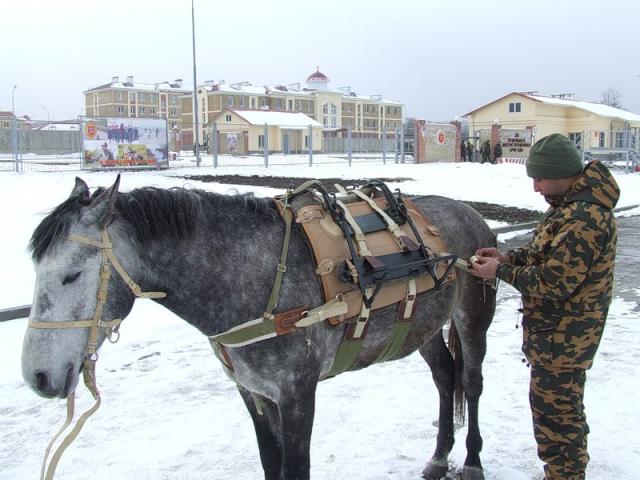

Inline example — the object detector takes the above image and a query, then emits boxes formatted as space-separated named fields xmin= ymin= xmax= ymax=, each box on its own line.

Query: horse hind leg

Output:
xmin=238 ymin=388 xmax=283 ymax=480
xmin=419 ymin=330 xmax=456 ymax=480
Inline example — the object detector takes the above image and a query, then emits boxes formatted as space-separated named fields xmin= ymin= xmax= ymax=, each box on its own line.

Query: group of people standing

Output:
xmin=461 ymin=139 xmax=502 ymax=164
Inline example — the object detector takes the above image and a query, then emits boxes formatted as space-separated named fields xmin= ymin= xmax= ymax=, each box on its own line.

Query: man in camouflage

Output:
xmin=470 ymin=133 xmax=620 ymax=479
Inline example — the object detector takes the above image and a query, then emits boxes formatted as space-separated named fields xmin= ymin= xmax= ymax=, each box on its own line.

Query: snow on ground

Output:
xmin=1 ymin=161 xmax=639 ymax=480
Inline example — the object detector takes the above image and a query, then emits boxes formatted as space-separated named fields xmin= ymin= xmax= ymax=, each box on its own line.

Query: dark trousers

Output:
xmin=530 ymin=366 xmax=589 ymax=480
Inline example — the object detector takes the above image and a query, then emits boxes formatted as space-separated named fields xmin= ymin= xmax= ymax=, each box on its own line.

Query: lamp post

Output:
xmin=11 ymin=85 xmax=18 ymax=171
xmin=191 ymin=0 xmax=201 ymax=166
xmin=41 ymin=106 xmax=50 ymax=126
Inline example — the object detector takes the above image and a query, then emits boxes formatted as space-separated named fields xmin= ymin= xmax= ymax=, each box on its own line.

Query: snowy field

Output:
xmin=1 ymin=161 xmax=639 ymax=480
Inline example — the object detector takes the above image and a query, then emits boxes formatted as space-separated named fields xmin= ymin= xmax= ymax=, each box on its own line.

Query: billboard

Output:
xmin=82 ymin=117 xmax=168 ymax=169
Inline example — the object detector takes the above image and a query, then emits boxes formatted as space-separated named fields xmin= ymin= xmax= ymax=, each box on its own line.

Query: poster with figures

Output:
xmin=82 ymin=117 xmax=168 ymax=169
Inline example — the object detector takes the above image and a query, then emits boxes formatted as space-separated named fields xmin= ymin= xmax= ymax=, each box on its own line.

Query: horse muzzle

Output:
xmin=24 ymin=362 xmax=79 ymax=399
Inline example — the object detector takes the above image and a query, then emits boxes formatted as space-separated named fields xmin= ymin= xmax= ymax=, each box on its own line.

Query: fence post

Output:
xmin=400 ymin=126 xmax=405 ymax=163
xmin=394 ymin=128 xmax=399 ymax=164
xmin=348 ymin=127 xmax=352 ymax=167
xmin=78 ymin=117 xmax=85 ymax=170
xmin=382 ymin=126 xmax=387 ymax=164
xmin=11 ymin=116 xmax=18 ymax=172
xmin=264 ymin=123 xmax=269 ymax=168
xmin=308 ymin=124 xmax=313 ymax=167
xmin=212 ymin=122 xmax=218 ymax=168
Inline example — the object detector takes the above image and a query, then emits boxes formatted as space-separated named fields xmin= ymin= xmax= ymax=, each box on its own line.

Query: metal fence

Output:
xmin=0 ymin=117 xmax=415 ymax=173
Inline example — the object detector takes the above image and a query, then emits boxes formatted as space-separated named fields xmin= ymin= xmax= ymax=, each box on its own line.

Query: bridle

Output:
xmin=27 ymin=227 xmax=166 ymax=480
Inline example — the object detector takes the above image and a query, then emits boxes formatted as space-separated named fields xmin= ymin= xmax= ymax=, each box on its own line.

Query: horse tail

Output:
xmin=448 ymin=320 xmax=465 ymax=425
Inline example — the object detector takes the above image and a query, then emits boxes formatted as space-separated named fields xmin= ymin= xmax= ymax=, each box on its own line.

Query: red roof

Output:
xmin=306 ymin=67 xmax=329 ymax=82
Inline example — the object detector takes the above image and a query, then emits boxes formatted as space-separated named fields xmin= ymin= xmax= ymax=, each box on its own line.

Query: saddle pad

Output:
xmin=281 ymin=194 xmax=454 ymax=323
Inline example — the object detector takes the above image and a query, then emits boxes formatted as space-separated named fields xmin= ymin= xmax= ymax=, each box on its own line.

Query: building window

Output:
xmin=260 ymin=98 xmax=267 ymax=107
xmin=130 ymin=105 xmax=136 ymax=116
xmin=322 ymin=102 xmax=337 ymax=128
xmin=225 ymin=114 xmax=232 ymax=122
xmin=170 ymin=107 xmax=177 ymax=116
xmin=597 ymin=131 xmax=605 ymax=148
xmin=117 ymin=91 xmax=124 ymax=101
xmin=307 ymin=100 xmax=311 ymax=110
xmin=117 ymin=106 xmax=125 ymax=114
xmin=171 ymin=95 xmax=177 ymax=104
xmin=276 ymin=98 xmax=283 ymax=109
xmin=140 ymin=106 xmax=146 ymax=114
xmin=239 ymin=97 xmax=245 ymax=107
xmin=139 ymin=93 xmax=145 ymax=102
xmin=258 ymin=135 xmax=265 ymax=148
xmin=151 ymin=107 xmax=156 ymax=115
xmin=305 ymin=135 xmax=309 ymax=148
xmin=129 ymin=92 xmax=135 ymax=102
xmin=227 ymin=96 xmax=233 ymax=107
xmin=509 ymin=102 xmax=521 ymax=113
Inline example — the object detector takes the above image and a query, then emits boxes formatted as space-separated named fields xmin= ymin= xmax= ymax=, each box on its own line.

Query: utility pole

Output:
xmin=191 ymin=0 xmax=201 ymax=166
xmin=41 ymin=106 xmax=50 ymax=126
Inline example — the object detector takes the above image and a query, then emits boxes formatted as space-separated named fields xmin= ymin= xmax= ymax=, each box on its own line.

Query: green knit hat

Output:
xmin=526 ymin=134 xmax=584 ymax=179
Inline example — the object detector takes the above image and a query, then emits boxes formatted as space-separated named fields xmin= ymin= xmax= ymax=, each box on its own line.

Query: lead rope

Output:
xmin=39 ymin=242 xmax=112 ymax=480
xmin=33 ymin=229 xmax=166 ymax=480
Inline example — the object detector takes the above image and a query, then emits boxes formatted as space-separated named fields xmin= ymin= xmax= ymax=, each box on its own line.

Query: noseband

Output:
xmin=28 ymin=228 xmax=166 ymax=480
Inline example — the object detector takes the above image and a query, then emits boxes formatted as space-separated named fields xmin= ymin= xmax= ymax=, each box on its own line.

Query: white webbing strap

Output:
xmin=403 ymin=278 xmax=417 ymax=319
xmin=352 ymin=288 xmax=374 ymax=339
xmin=335 ymin=199 xmax=372 ymax=257
xmin=347 ymin=188 xmax=409 ymax=250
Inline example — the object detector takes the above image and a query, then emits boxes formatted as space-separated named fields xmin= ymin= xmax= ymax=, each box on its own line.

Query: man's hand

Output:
xmin=475 ymin=247 xmax=509 ymax=263
xmin=469 ymin=255 xmax=500 ymax=279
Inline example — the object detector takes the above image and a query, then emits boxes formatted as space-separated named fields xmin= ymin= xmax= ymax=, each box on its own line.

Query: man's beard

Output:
xmin=544 ymin=194 xmax=564 ymax=206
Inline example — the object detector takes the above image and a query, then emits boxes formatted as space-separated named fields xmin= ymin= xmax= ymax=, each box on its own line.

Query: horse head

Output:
xmin=21 ymin=176 xmax=138 ymax=399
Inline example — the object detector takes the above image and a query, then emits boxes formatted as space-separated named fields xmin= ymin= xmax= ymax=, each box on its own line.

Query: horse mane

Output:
xmin=29 ymin=186 xmax=278 ymax=262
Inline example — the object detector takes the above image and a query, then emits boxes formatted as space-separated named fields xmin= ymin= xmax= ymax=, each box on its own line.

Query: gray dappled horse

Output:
xmin=22 ymin=176 xmax=496 ymax=480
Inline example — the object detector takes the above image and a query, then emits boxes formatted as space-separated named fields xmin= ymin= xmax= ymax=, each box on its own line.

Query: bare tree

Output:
xmin=601 ymin=88 xmax=624 ymax=109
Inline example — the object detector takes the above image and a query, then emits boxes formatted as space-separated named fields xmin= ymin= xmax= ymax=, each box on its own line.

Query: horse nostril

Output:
xmin=35 ymin=371 xmax=50 ymax=393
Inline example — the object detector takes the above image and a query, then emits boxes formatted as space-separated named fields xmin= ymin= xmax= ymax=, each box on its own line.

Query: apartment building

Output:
xmin=83 ymin=76 xmax=191 ymax=129
xmin=181 ymin=68 xmax=404 ymax=146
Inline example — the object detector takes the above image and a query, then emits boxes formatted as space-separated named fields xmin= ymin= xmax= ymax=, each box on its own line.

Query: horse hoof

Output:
xmin=461 ymin=465 xmax=484 ymax=480
xmin=422 ymin=461 xmax=448 ymax=480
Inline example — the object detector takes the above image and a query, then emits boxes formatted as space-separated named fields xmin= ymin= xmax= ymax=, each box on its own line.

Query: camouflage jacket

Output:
xmin=496 ymin=161 xmax=620 ymax=369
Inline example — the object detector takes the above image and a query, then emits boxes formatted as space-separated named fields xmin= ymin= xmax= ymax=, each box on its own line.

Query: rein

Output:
xmin=28 ymin=228 xmax=166 ymax=480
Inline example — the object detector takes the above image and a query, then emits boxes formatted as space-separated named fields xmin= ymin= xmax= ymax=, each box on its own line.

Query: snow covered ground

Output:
xmin=1 ymin=161 xmax=639 ymax=480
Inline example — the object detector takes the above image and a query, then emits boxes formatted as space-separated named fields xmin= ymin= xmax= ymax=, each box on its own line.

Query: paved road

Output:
xmin=501 ymin=215 xmax=639 ymax=307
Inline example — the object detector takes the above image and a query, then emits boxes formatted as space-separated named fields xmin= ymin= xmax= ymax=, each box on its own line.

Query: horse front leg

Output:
xmin=238 ymin=387 xmax=283 ymax=480
xmin=419 ymin=331 xmax=456 ymax=480
xmin=277 ymin=382 xmax=318 ymax=480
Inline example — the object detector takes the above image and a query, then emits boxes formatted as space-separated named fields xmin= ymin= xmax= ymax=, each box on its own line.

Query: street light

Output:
xmin=41 ymin=106 xmax=50 ymax=126
xmin=11 ymin=85 xmax=17 ymax=114
xmin=191 ymin=0 xmax=201 ymax=166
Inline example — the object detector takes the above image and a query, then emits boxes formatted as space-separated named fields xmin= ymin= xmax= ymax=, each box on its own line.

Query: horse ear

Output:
xmin=82 ymin=175 xmax=121 ymax=228
xmin=70 ymin=177 xmax=90 ymax=200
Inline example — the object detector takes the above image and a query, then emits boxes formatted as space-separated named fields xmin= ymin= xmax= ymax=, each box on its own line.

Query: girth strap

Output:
xmin=324 ymin=288 xmax=374 ymax=378
xmin=375 ymin=279 xmax=417 ymax=363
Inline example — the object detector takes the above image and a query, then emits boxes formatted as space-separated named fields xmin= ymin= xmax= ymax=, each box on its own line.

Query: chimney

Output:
xmin=126 ymin=75 xmax=134 ymax=84
xmin=174 ymin=78 xmax=183 ymax=87
xmin=111 ymin=76 xmax=120 ymax=84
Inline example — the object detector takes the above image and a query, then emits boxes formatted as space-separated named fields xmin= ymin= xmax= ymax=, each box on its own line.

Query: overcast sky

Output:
xmin=2 ymin=0 xmax=638 ymax=122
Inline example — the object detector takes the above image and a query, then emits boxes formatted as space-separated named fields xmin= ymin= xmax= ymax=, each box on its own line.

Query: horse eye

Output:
xmin=62 ymin=272 xmax=82 ymax=285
